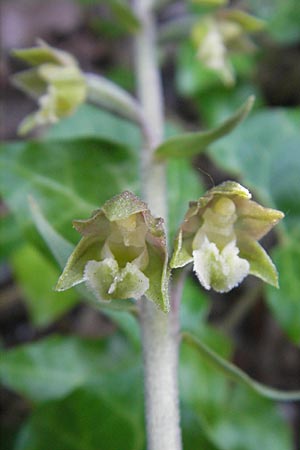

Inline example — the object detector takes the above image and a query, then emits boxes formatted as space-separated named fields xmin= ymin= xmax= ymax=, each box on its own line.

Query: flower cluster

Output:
xmin=56 ymin=191 xmax=169 ymax=312
xmin=170 ymin=181 xmax=284 ymax=293
xmin=12 ymin=40 xmax=86 ymax=135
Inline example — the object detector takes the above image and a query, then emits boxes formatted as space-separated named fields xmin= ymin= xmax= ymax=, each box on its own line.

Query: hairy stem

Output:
xmin=132 ymin=1 xmax=182 ymax=449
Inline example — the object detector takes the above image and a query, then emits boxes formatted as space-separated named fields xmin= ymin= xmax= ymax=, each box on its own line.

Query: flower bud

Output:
xmin=12 ymin=40 xmax=86 ymax=135
xmin=171 ymin=181 xmax=284 ymax=293
xmin=56 ymin=191 xmax=169 ymax=312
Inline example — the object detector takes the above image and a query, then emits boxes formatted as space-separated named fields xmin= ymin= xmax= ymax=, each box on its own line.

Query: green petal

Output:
xmin=239 ymin=237 xmax=279 ymax=287
xmin=56 ymin=235 xmax=104 ymax=291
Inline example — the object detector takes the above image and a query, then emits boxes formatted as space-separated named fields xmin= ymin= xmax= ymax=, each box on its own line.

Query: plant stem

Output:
xmin=132 ymin=1 xmax=182 ymax=449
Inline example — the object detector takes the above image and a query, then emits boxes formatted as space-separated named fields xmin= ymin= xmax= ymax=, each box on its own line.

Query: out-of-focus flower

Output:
xmin=171 ymin=181 xmax=284 ymax=293
xmin=191 ymin=10 xmax=264 ymax=85
xmin=56 ymin=191 xmax=169 ymax=312
xmin=12 ymin=40 xmax=86 ymax=135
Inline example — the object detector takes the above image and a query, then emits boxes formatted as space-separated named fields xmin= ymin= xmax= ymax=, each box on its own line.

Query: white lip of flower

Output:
xmin=193 ymin=238 xmax=250 ymax=293
xmin=197 ymin=24 xmax=227 ymax=71
xmin=192 ymin=197 xmax=250 ymax=293
xmin=83 ymin=220 xmax=150 ymax=301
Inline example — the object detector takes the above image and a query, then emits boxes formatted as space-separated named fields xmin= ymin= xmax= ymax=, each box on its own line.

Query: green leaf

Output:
xmin=183 ymin=332 xmax=300 ymax=401
xmin=209 ymin=108 xmax=300 ymax=235
xmin=46 ymin=103 xmax=141 ymax=148
xmin=85 ymin=73 xmax=143 ymax=124
xmin=180 ymin=276 xmax=210 ymax=337
xmin=0 ymin=137 xmax=139 ymax=246
xmin=180 ymin=333 xmax=293 ymax=450
xmin=15 ymin=387 xmax=144 ymax=450
xmin=0 ymin=212 xmax=24 ymax=260
xmin=266 ymin=239 xmax=300 ymax=345
xmin=155 ymin=96 xmax=254 ymax=160
xmin=248 ymin=0 xmax=300 ymax=44
xmin=0 ymin=335 xmax=140 ymax=402
xmin=10 ymin=244 xmax=78 ymax=327
xmin=110 ymin=0 xmax=141 ymax=33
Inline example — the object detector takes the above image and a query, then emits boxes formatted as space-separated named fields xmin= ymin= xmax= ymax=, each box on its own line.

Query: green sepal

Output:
xmin=154 ymin=96 xmax=254 ymax=160
xmin=170 ymin=233 xmax=193 ymax=269
xmin=56 ymin=235 xmax=105 ymax=291
xmin=12 ymin=39 xmax=76 ymax=67
xmin=144 ymin=244 xmax=170 ymax=313
xmin=235 ymin=198 xmax=284 ymax=241
xmin=220 ymin=10 xmax=265 ymax=32
xmin=102 ymin=190 xmax=148 ymax=221
xmin=12 ymin=69 xmax=46 ymax=99
xmin=239 ymin=237 xmax=279 ymax=288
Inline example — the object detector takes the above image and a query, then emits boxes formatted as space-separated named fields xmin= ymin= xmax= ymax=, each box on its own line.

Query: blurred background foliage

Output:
xmin=1 ymin=0 xmax=300 ymax=449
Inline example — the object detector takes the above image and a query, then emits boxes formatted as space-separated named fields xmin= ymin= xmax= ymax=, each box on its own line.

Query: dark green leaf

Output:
xmin=183 ymin=332 xmax=300 ymax=401
xmin=11 ymin=244 xmax=78 ymax=326
xmin=0 ymin=212 xmax=24 ymax=260
xmin=266 ymin=240 xmax=300 ymax=345
xmin=0 ymin=335 xmax=139 ymax=402
xmin=249 ymin=0 xmax=300 ymax=44
xmin=111 ymin=0 xmax=141 ymax=33
xmin=155 ymin=97 xmax=254 ymax=160
xmin=180 ymin=334 xmax=293 ymax=450
xmin=15 ymin=387 xmax=144 ymax=450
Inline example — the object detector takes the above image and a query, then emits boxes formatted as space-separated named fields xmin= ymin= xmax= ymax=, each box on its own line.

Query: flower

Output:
xmin=191 ymin=10 xmax=264 ymax=86
xmin=56 ymin=191 xmax=169 ymax=312
xmin=12 ymin=40 xmax=86 ymax=135
xmin=170 ymin=181 xmax=284 ymax=293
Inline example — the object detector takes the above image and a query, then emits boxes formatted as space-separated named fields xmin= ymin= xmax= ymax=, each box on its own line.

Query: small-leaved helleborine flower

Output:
xmin=191 ymin=10 xmax=264 ymax=86
xmin=56 ymin=191 xmax=169 ymax=312
xmin=170 ymin=181 xmax=284 ymax=293
xmin=12 ymin=40 xmax=86 ymax=135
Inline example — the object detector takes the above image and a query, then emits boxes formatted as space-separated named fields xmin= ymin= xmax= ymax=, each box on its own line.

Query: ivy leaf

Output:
xmin=11 ymin=244 xmax=78 ymax=327
xmin=182 ymin=332 xmax=300 ymax=401
xmin=180 ymin=332 xmax=293 ymax=450
xmin=0 ymin=137 xmax=139 ymax=246
xmin=0 ymin=335 xmax=140 ymax=402
xmin=15 ymin=387 xmax=144 ymax=450
xmin=155 ymin=96 xmax=254 ymax=160
xmin=266 ymin=239 xmax=300 ymax=345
